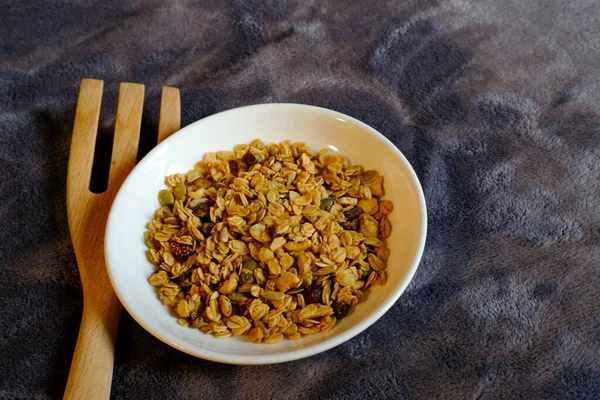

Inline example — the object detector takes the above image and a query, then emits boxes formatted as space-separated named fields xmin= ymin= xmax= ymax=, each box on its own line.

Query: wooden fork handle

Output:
xmin=63 ymin=284 xmax=122 ymax=400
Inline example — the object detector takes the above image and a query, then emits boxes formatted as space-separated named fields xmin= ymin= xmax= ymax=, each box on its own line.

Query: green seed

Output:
xmin=243 ymin=259 xmax=258 ymax=272
xmin=242 ymin=272 xmax=256 ymax=284
xmin=163 ymin=210 xmax=174 ymax=218
xmin=174 ymin=182 xmax=187 ymax=202
xmin=320 ymin=197 xmax=335 ymax=211
xmin=158 ymin=190 xmax=174 ymax=207
xmin=228 ymin=292 xmax=249 ymax=302
xmin=241 ymin=259 xmax=258 ymax=284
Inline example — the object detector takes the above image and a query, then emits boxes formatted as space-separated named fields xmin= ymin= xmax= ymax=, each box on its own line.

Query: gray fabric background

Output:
xmin=1 ymin=1 xmax=600 ymax=399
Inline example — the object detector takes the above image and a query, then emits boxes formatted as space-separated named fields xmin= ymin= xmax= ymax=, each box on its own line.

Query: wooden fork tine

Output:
xmin=108 ymin=83 xmax=145 ymax=190
xmin=158 ymin=86 xmax=181 ymax=143
xmin=67 ymin=79 xmax=103 ymax=200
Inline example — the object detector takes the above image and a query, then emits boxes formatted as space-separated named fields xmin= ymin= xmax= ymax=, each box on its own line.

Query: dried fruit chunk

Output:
xmin=332 ymin=302 xmax=349 ymax=319
xmin=242 ymin=151 xmax=257 ymax=165
xmin=168 ymin=242 xmax=193 ymax=259
xmin=303 ymin=283 xmax=322 ymax=305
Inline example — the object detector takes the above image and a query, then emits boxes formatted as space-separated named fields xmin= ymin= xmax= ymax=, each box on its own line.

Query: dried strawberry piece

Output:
xmin=169 ymin=242 xmax=193 ymax=260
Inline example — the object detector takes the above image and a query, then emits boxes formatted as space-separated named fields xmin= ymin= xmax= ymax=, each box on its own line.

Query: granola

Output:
xmin=145 ymin=140 xmax=393 ymax=343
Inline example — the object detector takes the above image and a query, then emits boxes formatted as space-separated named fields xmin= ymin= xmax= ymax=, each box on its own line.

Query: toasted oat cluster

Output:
xmin=145 ymin=140 xmax=393 ymax=343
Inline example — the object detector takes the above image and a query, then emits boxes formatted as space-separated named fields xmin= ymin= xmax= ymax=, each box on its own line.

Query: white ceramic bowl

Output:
xmin=105 ymin=103 xmax=427 ymax=364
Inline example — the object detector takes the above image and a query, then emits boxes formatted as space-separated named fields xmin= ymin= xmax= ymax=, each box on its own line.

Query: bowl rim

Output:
xmin=105 ymin=103 xmax=427 ymax=364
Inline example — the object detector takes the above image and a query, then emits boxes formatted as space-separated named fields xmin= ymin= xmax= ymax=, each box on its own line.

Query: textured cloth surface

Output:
xmin=2 ymin=1 xmax=600 ymax=399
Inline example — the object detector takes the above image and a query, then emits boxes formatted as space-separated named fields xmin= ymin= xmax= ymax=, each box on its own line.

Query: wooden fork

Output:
xmin=64 ymin=79 xmax=181 ymax=400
